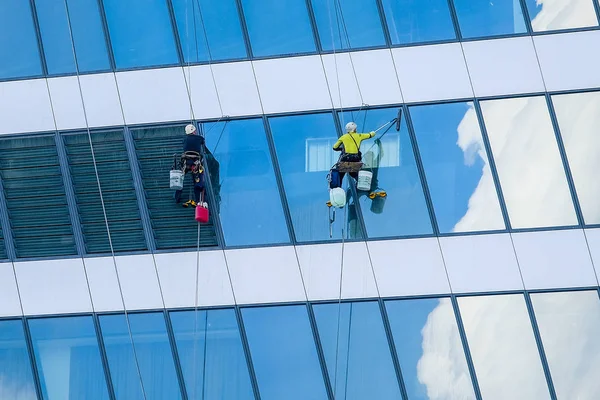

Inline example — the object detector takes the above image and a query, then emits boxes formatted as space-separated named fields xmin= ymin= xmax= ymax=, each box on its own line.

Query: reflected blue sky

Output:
xmin=269 ymin=113 xmax=364 ymax=242
xmin=453 ymin=0 xmax=526 ymax=38
xmin=100 ymin=313 xmax=182 ymax=400
xmin=380 ymin=0 xmax=456 ymax=45
xmin=313 ymin=301 xmax=402 ymax=399
xmin=311 ymin=0 xmax=386 ymax=51
xmin=410 ymin=102 xmax=505 ymax=233
xmin=205 ymin=119 xmax=290 ymax=247
xmin=0 ymin=320 xmax=37 ymax=400
xmin=385 ymin=298 xmax=475 ymax=400
xmin=241 ymin=305 xmax=328 ymax=400
xmin=340 ymin=108 xmax=433 ymax=238
xmin=29 ymin=316 xmax=110 ymax=400
xmin=170 ymin=309 xmax=254 ymax=400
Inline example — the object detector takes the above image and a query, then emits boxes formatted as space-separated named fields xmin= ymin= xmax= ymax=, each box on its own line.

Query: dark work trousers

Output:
xmin=174 ymin=157 xmax=205 ymax=203
xmin=329 ymin=153 xmax=361 ymax=189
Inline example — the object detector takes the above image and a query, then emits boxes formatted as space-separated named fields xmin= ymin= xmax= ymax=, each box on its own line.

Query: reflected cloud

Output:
xmin=529 ymin=0 xmax=598 ymax=32
xmin=0 ymin=376 xmax=36 ymax=400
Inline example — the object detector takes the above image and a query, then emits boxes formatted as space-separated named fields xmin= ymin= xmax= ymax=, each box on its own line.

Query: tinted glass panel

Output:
xmin=64 ymin=132 xmax=146 ymax=253
xmin=100 ymin=313 xmax=182 ymax=400
xmin=531 ymin=291 xmax=600 ymax=399
xmin=313 ymin=301 xmax=402 ymax=399
xmin=525 ymin=0 xmax=598 ymax=32
xmin=204 ymin=119 xmax=289 ymax=246
xmin=242 ymin=305 xmax=328 ymax=400
xmin=480 ymin=97 xmax=577 ymax=229
xmin=170 ymin=309 xmax=254 ymax=400
xmin=0 ymin=136 xmax=77 ymax=258
xmin=34 ymin=0 xmax=110 ymax=74
xmin=381 ymin=0 xmax=456 ymax=45
xmin=458 ymin=294 xmax=550 ymax=399
xmin=339 ymin=108 xmax=433 ymax=238
xmin=385 ymin=298 xmax=476 ymax=400
xmin=269 ymin=113 xmax=364 ymax=242
xmin=410 ymin=102 xmax=505 ymax=233
xmin=0 ymin=320 xmax=37 ymax=400
xmin=0 ymin=0 xmax=42 ymax=79
xmin=240 ymin=0 xmax=316 ymax=57
xmin=103 ymin=0 xmax=179 ymax=69
xmin=172 ymin=0 xmax=246 ymax=62
xmin=132 ymin=126 xmax=218 ymax=250
xmin=453 ymin=0 xmax=527 ymax=38
xmin=551 ymin=92 xmax=600 ymax=225
xmin=311 ymin=0 xmax=386 ymax=51
xmin=29 ymin=316 xmax=110 ymax=400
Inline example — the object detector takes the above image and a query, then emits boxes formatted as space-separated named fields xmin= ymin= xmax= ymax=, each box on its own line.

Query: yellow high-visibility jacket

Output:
xmin=333 ymin=132 xmax=375 ymax=154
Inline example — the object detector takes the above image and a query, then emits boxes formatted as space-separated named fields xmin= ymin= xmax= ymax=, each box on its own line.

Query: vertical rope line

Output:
xmin=60 ymin=0 xmax=147 ymax=397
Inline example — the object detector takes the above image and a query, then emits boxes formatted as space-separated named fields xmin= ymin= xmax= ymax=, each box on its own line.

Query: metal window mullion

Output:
xmin=166 ymin=0 xmax=185 ymax=65
xmin=305 ymin=0 xmax=323 ymax=53
xmin=523 ymin=292 xmax=558 ymax=400
xmin=262 ymin=115 xmax=297 ymax=244
xmin=451 ymin=296 xmax=483 ymax=400
xmin=234 ymin=0 xmax=254 ymax=59
xmin=93 ymin=313 xmax=117 ymax=400
xmin=544 ymin=94 xmax=585 ymax=227
xmin=593 ymin=0 xmax=600 ymax=25
xmin=445 ymin=0 xmax=463 ymax=40
xmin=96 ymin=0 xmax=117 ymax=71
xmin=473 ymin=99 xmax=513 ymax=231
xmin=163 ymin=310 xmax=190 ymax=400
xmin=374 ymin=0 xmax=393 ymax=47
xmin=378 ymin=299 xmax=410 ymax=400
xmin=123 ymin=127 xmax=157 ymax=252
xmin=0 ymin=175 xmax=17 ymax=261
xmin=55 ymin=133 xmax=87 ymax=257
xmin=306 ymin=303 xmax=335 ymax=400
xmin=21 ymin=317 xmax=44 ymax=400
xmin=403 ymin=105 xmax=442 ymax=235
xmin=235 ymin=307 xmax=262 ymax=400
xmin=518 ymin=0 xmax=534 ymax=34
xmin=28 ymin=0 xmax=48 ymax=76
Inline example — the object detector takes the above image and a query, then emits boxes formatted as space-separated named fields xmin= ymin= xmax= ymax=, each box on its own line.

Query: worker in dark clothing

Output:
xmin=329 ymin=121 xmax=375 ymax=189
xmin=174 ymin=124 xmax=205 ymax=207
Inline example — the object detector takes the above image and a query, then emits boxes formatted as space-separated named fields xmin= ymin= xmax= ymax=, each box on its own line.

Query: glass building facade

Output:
xmin=1 ymin=0 xmax=600 ymax=399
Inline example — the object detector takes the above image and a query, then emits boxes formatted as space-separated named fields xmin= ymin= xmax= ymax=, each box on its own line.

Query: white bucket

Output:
xmin=329 ymin=188 xmax=346 ymax=208
xmin=357 ymin=170 xmax=373 ymax=191
xmin=170 ymin=169 xmax=184 ymax=190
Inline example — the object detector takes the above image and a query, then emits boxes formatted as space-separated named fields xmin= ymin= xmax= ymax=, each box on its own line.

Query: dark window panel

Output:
xmin=0 ymin=319 xmax=37 ymax=400
xmin=28 ymin=316 xmax=111 ymax=400
xmin=131 ymin=126 xmax=218 ymax=250
xmin=63 ymin=131 xmax=146 ymax=254
xmin=34 ymin=0 xmax=111 ymax=75
xmin=0 ymin=0 xmax=43 ymax=80
xmin=0 ymin=136 xmax=77 ymax=258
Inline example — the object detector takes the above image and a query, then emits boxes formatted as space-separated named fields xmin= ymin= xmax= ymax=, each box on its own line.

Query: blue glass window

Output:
xmin=28 ymin=316 xmax=110 ymax=400
xmin=170 ymin=309 xmax=254 ymax=400
xmin=240 ymin=0 xmax=316 ymax=57
xmin=241 ymin=305 xmax=328 ymax=400
xmin=0 ymin=320 xmax=37 ymax=400
xmin=380 ymin=0 xmax=456 ymax=45
xmin=311 ymin=0 xmax=386 ymax=51
xmin=313 ymin=301 xmax=402 ymax=399
xmin=171 ymin=0 xmax=247 ymax=63
xmin=269 ymin=113 xmax=365 ymax=242
xmin=34 ymin=0 xmax=110 ymax=75
xmin=204 ymin=119 xmax=289 ymax=247
xmin=339 ymin=108 xmax=433 ymax=238
xmin=409 ymin=102 xmax=505 ymax=233
xmin=0 ymin=0 xmax=42 ymax=79
xmin=453 ymin=0 xmax=527 ymax=39
xmin=385 ymin=298 xmax=476 ymax=400
xmin=525 ymin=0 xmax=598 ymax=32
xmin=102 ymin=0 xmax=179 ymax=69
xmin=99 ymin=313 xmax=182 ymax=400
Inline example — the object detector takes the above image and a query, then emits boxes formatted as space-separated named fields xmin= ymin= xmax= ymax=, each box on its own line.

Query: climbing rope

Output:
xmin=60 ymin=1 xmax=147 ymax=398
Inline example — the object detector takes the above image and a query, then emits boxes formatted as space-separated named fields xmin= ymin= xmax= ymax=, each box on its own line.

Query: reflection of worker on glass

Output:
xmin=174 ymin=124 xmax=205 ymax=207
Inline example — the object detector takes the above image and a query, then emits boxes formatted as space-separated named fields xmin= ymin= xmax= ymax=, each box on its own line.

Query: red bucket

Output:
xmin=195 ymin=203 xmax=209 ymax=223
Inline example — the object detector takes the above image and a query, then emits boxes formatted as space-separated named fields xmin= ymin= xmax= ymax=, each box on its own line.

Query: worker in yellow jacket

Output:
xmin=329 ymin=121 xmax=375 ymax=189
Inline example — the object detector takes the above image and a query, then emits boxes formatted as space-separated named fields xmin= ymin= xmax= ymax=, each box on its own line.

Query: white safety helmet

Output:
xmin=185 ymin=124 xmax=197 ymax=135
xmin=345 ymin=121 xmax=357 ymax=133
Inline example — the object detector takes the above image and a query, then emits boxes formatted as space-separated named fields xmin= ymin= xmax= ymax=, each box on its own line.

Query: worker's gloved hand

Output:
xmin=370 ymin=131 xmax=375 ymax=135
